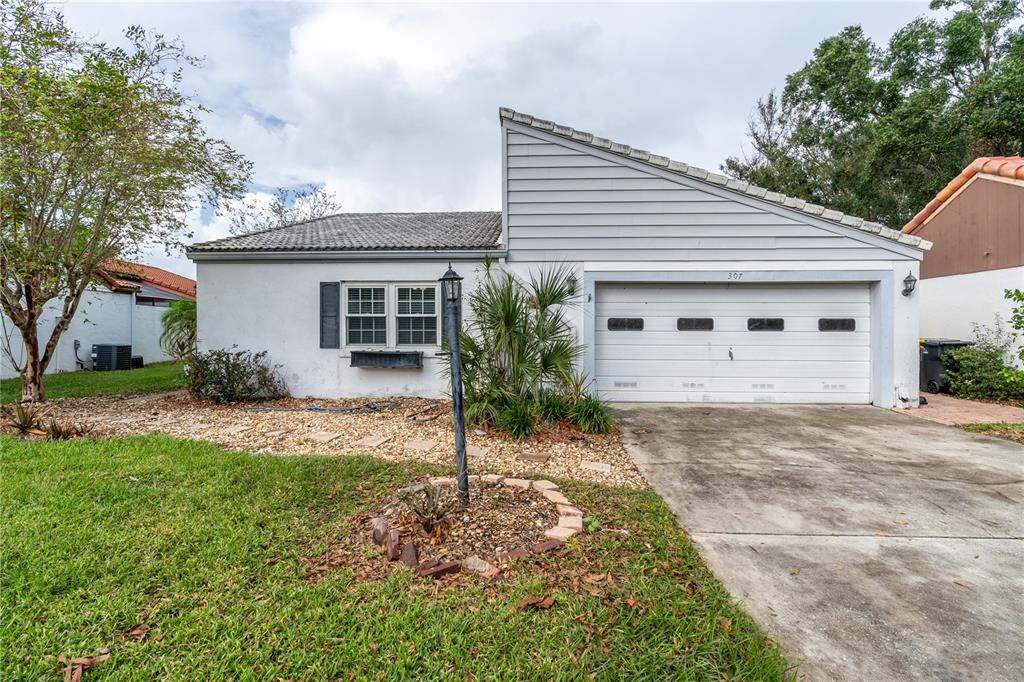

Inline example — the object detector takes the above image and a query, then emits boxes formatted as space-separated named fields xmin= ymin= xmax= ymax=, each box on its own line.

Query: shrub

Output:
xmin=397 ymin=483 xmax=457 ymax=534
xmin=185 ymin=347 xmax=286 ymax=403
xmin=537 ymin=391 xmax=570 ymax=423
xmin=2 ymin=402 xmax=47 ymax=434
xmin=569 ymin=396 xmax=613 ymax=434
xmin=44 ymin=418 xmax=92 ymax=440
xmin=450 ymin=259 xmax=613 ymax=437
xmin=942 ymin=318 xmax=1024 ymax=400
xmin=497 ymin=397 xmax=537 ymax=440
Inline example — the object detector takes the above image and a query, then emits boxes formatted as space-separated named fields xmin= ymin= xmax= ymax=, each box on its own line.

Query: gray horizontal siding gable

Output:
xmin=502 ymin=124 xmax=920 ymax=262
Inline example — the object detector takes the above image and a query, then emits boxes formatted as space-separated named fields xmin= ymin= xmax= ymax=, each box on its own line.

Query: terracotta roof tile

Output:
xmin=903 ymin=156 xmax=1024 ymax=233
xmin=100 ymin=261 xmax=196 ymax=299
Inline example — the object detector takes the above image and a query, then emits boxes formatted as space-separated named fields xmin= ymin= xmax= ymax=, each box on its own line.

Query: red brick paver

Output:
xmin=903 ymin=394 xmax=1024 ymax=426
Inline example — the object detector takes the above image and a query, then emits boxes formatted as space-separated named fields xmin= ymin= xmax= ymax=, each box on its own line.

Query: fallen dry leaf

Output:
xmin=717 ymin=616 xmax=733 ymax=636
xmin=124 ymin=623 xmax=150 ymax=641
xmin=789 ymin=568 xmax=801 ymax=576
xmin=58 ymin=651 xmax=110 ymax=682
xmin=369 ymin=642 xmax=378 ymax=656
xmin=518 ymin=595 xmax=555 ymax=610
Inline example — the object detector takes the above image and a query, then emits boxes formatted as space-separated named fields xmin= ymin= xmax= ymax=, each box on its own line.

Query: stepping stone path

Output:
xmin=309 ymin=431 xmax=341 ymax=444
xmin=518 ymin=451 xmax=551 ymax=464
xmin=466 ymin=444 xmax=491 ymax=458
xmin=354 ymin=435 xmax=392 ymax=448
xmin=223 ymin=425 xmax=251 ymax=435
xmin=368 ymin=475 xmax=584 ymax=581
xmin=264 ymin=429 xmax=291 ymax=438
xmin=404 ymin=439 xmax=437 ymax=453
xmin=579 ymin=460 xmax=612 ymax=474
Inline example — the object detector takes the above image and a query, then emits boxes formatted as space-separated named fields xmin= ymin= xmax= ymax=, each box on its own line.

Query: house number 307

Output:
xmin=727 ymin=272 xmax=744 ymax=280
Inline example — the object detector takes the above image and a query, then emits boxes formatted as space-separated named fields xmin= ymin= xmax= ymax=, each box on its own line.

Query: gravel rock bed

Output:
xmin=46 ymin=392 xmax=647 ymax=488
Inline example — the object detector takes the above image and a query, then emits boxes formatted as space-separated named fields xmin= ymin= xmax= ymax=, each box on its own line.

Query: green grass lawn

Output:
xmin=961 ymin=422 xmax=1024 ymax=444
xmin=0 ymin=435 xmax=794 ymax=680
xmin=0 ymin=361 xmax=185 ymax=402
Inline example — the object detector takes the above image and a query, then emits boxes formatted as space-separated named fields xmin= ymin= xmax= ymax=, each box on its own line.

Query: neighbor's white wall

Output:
xmin=919 ymin=266 xmax=1024 ymax=364
xmin=132 ymin=304 xmax=173 ymax=365
xmin=1 ymin=288 xmax=132 ymax=379
xmin=195 ymin=259 xmax=488 ymax=398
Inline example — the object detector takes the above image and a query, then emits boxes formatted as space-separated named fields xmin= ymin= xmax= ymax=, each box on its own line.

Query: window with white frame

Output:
xmin=342 ymin=284 xmax=440 ymax=347
xmin=346 ymin=286 xmax=387 ymax=345
xmin=396 ymin=286 xmax=438 ymax=346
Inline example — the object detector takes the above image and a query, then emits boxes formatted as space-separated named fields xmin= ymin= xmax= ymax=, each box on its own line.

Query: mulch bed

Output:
xmin=305 ymin=480 xmax=566 ymax=584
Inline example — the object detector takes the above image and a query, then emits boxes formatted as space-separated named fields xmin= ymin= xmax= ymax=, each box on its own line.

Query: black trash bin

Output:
xmin=920 ymin=339 xmax=974 ymax=393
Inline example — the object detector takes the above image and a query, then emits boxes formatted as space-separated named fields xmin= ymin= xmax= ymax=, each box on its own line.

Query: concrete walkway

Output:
xmin=615 ymin=404 xmax=1024 ymax=681
xmin=909 ymin=393 xmax=1024 ymax=426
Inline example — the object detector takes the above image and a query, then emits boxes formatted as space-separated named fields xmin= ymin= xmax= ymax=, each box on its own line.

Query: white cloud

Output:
xmin=64 ymin=0 xmax=932 ymax=278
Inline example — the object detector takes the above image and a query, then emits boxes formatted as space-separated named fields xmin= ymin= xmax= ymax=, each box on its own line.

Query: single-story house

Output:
xmin=187 ymin=108 xmax=931 ymax=407
xmin=1 ymin=262 xmax=196 ymax=379
xmin=901 ymin=156 xmax=1023 ymax=362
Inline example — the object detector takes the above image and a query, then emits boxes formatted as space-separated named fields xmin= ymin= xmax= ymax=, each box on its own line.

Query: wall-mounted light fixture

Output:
xmin=902 ymin=272 xmax=917 ymax=297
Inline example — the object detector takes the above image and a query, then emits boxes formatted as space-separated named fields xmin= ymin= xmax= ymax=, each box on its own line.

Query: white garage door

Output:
xmin=595 ymin=283 xmax=871 ymax=403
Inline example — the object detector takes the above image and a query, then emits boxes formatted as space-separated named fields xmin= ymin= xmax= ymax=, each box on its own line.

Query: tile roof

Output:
xmin=100 ymin=261 xmax=196 ymax=299
xmin=499 ymin=107 xmax=932 ymax=251
xmin=188 ymin=212 xmax=503 ymax=254
xmin=902 ymin=156 xmax=1024 ymax=234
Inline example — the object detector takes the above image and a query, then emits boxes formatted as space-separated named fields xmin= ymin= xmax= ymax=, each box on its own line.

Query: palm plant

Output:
xmin=452 ymin=260 xmax=585 ymax=427
xmin=160 ymin=299 xmax=197 ymax=361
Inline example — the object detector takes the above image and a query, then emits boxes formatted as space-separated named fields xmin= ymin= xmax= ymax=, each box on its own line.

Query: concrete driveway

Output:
xmin=614 ymin=404 xmax=1023 ymax=681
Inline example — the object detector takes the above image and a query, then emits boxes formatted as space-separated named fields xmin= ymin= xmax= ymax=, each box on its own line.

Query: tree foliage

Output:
xmin=0 ymin=0 xmax=250 ymax=400
xmin=724 ymin=0 xmax=1024 ymax=228
xmin=160 ymin=299 xmax=197 ymax=362
xmin=227 ymin=184 xmax=341 ymax=235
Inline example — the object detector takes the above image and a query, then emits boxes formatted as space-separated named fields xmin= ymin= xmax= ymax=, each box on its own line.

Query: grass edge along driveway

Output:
xmin=0 ymin=435 xmax=795 ymax=680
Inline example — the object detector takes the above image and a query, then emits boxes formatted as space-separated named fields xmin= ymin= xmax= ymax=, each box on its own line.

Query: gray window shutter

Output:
xmin=320 ymin=282 xmax=340 ymax=348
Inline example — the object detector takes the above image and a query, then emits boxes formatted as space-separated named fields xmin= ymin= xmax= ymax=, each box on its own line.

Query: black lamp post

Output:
xmin=439 ymin=265 xmax=469 ymax=507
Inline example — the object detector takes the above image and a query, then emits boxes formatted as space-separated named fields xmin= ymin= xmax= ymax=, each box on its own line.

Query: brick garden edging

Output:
xmin=369 ymin=475 xmax=583 ymax=581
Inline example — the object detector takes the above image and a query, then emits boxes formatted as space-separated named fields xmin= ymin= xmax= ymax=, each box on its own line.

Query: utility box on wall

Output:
xmin=91 ymin=344 xmax=132 ymax=371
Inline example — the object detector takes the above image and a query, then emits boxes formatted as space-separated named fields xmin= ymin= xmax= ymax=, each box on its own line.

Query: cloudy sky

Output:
xmin=65 ymin=1 xmax=932 ymax=276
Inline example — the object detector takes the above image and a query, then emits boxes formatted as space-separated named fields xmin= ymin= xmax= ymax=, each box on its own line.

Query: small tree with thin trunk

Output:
xmin=0 ymin=0 xmax=251 ymax=401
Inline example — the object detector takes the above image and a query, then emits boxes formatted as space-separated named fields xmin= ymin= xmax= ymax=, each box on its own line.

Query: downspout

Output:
xmin=130 ymin=290 xmax=135 ymax=354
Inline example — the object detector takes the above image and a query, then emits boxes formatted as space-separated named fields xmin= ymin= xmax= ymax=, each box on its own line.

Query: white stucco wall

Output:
xmin=918 ymin=266 xmax=1024 ymax=364
xmin=132 ymin=304 xmax=173 ymax=366
xmin=195 ymin=259 xmax=488 ymax=398
xmin=192 ymin=256 xmax=921 ymax=408
xmin=1 ymin=288 xmax=174 ymax=380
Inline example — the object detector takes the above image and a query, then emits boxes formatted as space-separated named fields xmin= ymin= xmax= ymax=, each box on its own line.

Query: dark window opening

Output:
xmin=608 ymin=318 xmax=644 ymax=331
xmin=819 ymin=318 xmax=856 ymax=332
xmin=748 ymin=318 xmax=784 ymax=331
xmin=677 ymin=318 xmax=714 ymax=331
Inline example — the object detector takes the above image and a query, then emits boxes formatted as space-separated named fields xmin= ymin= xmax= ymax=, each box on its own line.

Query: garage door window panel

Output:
xmin=747 ymin=318 xmax=785 ymax=331
xmin=677 ymin=318 xmax=714 ymax=331
xmin=818 ymin=318 xmax=856 ymax=332
xmin=608 ymin=318 xmax=644 ymax=331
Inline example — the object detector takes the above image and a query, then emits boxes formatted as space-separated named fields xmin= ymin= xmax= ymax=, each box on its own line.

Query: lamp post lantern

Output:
xmin=440 ymin=265 xmax=469 ymax=506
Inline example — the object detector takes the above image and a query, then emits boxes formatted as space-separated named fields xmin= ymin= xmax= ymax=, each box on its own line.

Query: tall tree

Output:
xmin=227 ymin=184 xmax=341 ymax=235
xmin=0 ymin=0 xmax=251 ymax=401
xmin=724 ymin=0 xmax=1024 ymax=228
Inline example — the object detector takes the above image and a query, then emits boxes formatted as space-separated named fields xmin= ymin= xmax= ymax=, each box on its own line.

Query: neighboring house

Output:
xmin=1 ymin=262 xmax=196 ymax=379
xmin=902 ymin=157 xmax=1024 ymax=359
xmin=187 ymin=108 xmax=931 ymax=407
